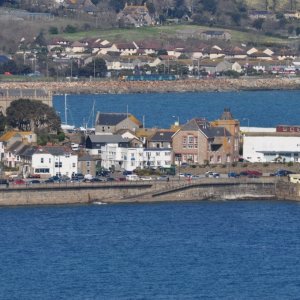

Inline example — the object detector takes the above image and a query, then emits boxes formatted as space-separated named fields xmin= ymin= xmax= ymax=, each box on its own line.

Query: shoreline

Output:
xmin=0 ymin=77 xmax=300 ymax=94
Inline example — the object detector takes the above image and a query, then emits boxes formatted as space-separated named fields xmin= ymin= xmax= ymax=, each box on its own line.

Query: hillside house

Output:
xmin=117 ymin=3 xmax=154 ymax=28
xmin=200 ymin=31 xmax=231 ymax=41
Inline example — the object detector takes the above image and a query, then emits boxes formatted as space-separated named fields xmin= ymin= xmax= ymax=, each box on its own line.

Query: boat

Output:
xmin=61 ymin=94 xmax=75 ymax=132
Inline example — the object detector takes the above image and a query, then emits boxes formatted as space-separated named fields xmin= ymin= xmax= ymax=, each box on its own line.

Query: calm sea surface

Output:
xmin=1 ymin=201 xmax=300 ymax=299
xmin=53 ymin=90 xmax=300 ymax=128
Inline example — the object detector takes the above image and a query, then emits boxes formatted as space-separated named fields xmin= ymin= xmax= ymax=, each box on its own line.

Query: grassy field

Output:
xmin=58 ymin=24 xmax=288 ymax=46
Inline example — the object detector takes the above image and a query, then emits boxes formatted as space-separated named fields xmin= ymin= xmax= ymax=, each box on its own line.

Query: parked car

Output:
xmin=228 ymin=172 xmax=240 ymax=178
xmin=126 ymin=174 xmax=140 ymax=181
xmin=72 ymin=173 xmax=84 ymax=180
xmin=29 ymin=179 xmax=40 ymax=184
xmin=140 ymin=176 xmax=153 ymax=181
xmin=157 ymin=175 xmax=169 ymax=181
xmin=205 ymin=171 xmax=214 ymax=177
xmin=240 ymin=170 xmax=262 ymax=177
xmin=270 ymin=170 xmax=295 ymax=177
xmin=191 ymin=175 xmax=201 ymax=180
xmin=180 ymin=163 xmax=189 ymax=168
xmin=13 ymin=179 xmax=26 ymax=185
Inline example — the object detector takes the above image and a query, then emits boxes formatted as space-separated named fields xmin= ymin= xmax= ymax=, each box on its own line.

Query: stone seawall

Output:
xmin=0 ymin=77 xmax=300 ymax=95
xmin=0 ymin=179 xmax=288 ymax=206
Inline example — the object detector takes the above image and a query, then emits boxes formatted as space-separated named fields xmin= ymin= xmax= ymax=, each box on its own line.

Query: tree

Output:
xmin=253 ymin=18 xmax=264 ymax=30
xmin=79 ymin=58 xmax=107 ymax=77
xmin=6 ymin=99 xmax=61 ymax=132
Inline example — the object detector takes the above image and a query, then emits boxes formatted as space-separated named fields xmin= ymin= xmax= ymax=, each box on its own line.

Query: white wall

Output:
xmin=243 ymin=135 xmax=300 ymax=163
xmin=32 ymin=153 xmax=78 ymax=177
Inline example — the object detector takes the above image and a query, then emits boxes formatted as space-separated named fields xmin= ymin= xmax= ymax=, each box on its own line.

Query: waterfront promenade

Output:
xmin=0 ymin=177 xmax=297 ymax=206
xmin=0 ymin=77 xmax=300 ymax=94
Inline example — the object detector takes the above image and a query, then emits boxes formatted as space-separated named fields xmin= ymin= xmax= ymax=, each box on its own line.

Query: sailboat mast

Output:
xmin=64 ymin=94 xmax=68 ymax=125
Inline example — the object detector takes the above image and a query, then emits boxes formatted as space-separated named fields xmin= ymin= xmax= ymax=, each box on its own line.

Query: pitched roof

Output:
xmin=88 ymin=135 xmax=128 ymax=143
xmin=34 ymin=146 xmax=72 ymax=156
xmin=0 ymin=131 xmax=34 ymax=142
xmin=148 ymin=130 xmax=175 ymax=142
xmin=179 ymin=118 xmax=231 ymax=138
xmin=96 ymin=112 xmax=141 ymax=126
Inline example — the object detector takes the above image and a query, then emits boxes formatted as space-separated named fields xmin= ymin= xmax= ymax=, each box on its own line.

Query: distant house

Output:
xmin=64 ymin=0 xmax=97 ymax=15
xmin=200 ymin=31 xmax=231 ymax=41
xmin=248 ymin=10 xmax=275 ymax=20
xmin=95 ymin=112 xmax=142 ymax=135
xmin=147 ymin=130 xmax=174 ymax=149
xmin=172 ymin=116 xmax=237 ymax=165
xmin=0 ymin=131 xmax=37 ymax=162
xmin=85 ymin=135 xmax=143 ymax=171
xmin=117 ymin=3 xmax=154 ymax=28
xmin=78 ymin=153 xmax=98 ymax=176
xmin=31 ymin=146 xmax=77 ymax=177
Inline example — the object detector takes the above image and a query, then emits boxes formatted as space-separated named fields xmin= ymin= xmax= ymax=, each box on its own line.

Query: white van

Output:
xmin=126 ymin=174 xmax=140 ymax=181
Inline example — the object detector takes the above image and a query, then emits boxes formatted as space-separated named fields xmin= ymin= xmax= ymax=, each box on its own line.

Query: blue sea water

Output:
xmin=1 ymin=201 xmax=300 ymax=299
xmin=53 ymin=90 xmax=300 ymax=129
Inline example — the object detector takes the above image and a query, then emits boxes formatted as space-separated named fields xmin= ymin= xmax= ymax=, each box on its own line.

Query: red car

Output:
xmin=13 ymin=179 xmax=26 ymax=185
xmin=240 ymin=170 xmax=262 ymax=177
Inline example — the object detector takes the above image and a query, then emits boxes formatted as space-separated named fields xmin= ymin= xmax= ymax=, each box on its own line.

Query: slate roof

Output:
xmin=88 ymin=135 xmax=128 ymax=143
xmin=96 ymin=113 xmax=127 ymax=125
xmin=180 ymin=118 xmax=231 ymax=138
xmin=7 ymin=141 xmax=23 ymax=152
xmin=149 ymin=131 xmax=174 ymax=142
xmin=34 ymin=146 xmax=72 ymax=156
xmin=78 ymin=154 xmax=96 ymax=161
xmin=96 ymin=112 xmax=141 ymax=126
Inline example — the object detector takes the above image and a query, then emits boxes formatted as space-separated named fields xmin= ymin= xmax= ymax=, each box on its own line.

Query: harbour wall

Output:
xmin=0 ymin=178 xmax=296 ymax=206
xmin=0 ymin=77 xmax=300 ymax=95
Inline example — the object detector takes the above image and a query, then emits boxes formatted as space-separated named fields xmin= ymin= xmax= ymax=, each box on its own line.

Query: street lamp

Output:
xmin=242 ymin=118 xmax=250 ymax=132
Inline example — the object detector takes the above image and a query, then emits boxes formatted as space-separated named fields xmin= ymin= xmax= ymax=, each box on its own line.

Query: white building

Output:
xmin=101 ymin=146 xmax=144 ymax=171
xmin=243 ymin=132 xmax=300 ymax=163
xmin=143 ymin=148 xmax=172 ymax=169
xmin=32 ymin=146 xmax=77 ymax=177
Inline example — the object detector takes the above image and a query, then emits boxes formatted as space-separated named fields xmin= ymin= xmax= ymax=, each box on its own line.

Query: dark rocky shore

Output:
xmin=0 ymin=77 xmax=300 ymax=94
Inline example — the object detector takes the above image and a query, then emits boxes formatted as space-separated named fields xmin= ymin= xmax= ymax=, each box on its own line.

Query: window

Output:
xmin=183 ymin=137 xmax=187 ymax=144
xmin=35 ymin=168 xmax=50 ymax=173
xmin=86 ymin=161 xmax=90 ymax=167
xmin=55 ymin=162 xmax=62 ymax=168
xmin=156 ymin=152 xmax=160 ymax=156
xmin=49 ymin=158 xmax=51 ymax=163
xmin=73 ymin=163 xmax=76 ymax=168
xmin=41 ymin=158 xmax=44 ymax=163
xmin=188 ymin=136 xmax=194 ymax=143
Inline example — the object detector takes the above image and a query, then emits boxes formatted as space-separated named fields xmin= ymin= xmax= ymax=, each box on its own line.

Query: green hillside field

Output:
xmin=59 ymin=24 xmax=288 ymax=47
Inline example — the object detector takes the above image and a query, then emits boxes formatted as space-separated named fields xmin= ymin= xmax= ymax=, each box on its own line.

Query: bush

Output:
xmin=287 ymin=161 xmax=293 ymax=167
xmin=231 ymin=162 xmax=237 ymax=167
xmin=263 ymin=163 xmax=269 ymax=167
xmin=64 ymin=25 xmax=77 ymax=33
xmin=49 ymin=26 xmax=58 ymax=34
xmin=242 ymin=163 xmax=248 ymax=168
